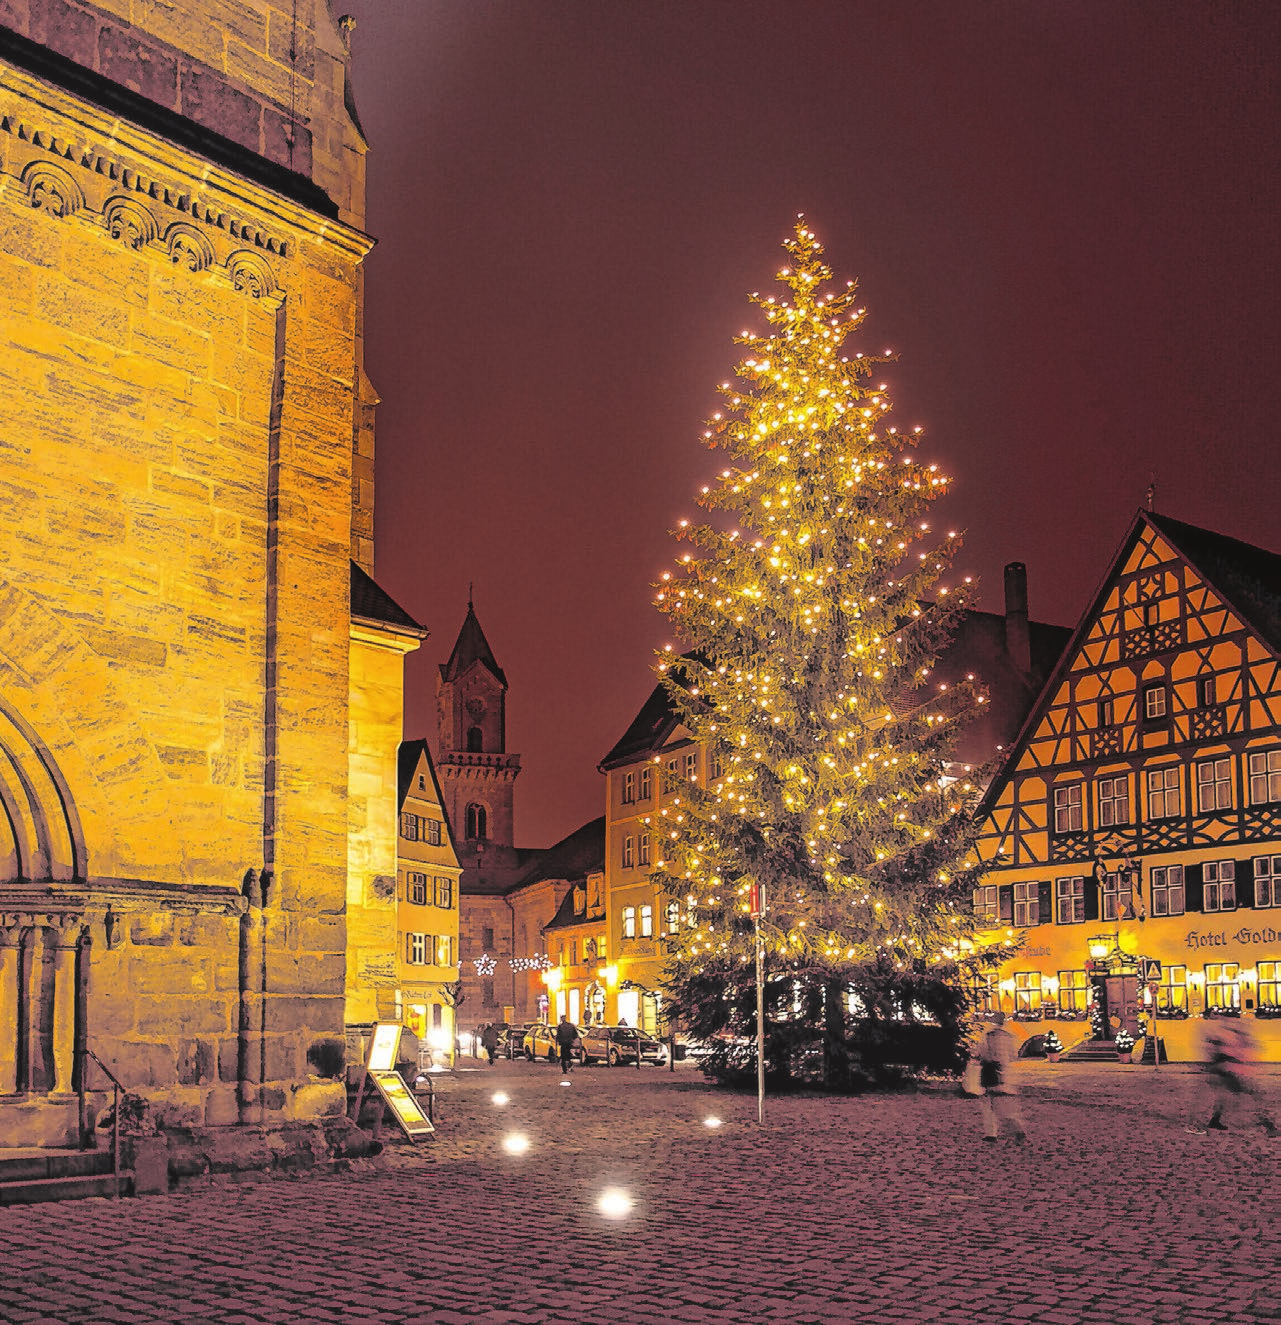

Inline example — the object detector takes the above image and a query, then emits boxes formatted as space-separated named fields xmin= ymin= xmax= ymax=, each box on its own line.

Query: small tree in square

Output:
xmin=653 ymin=219 xmax=996 ymax=1088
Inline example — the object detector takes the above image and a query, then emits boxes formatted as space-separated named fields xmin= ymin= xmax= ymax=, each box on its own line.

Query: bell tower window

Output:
xmin=466 ymin=803 xmax=488 ymax=840
xmin=466 ymin=726 xmax=483 ymax=752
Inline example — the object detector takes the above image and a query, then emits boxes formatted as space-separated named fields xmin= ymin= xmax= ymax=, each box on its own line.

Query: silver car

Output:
xmin=580 ymin=1026 xmax=668 ymax=1066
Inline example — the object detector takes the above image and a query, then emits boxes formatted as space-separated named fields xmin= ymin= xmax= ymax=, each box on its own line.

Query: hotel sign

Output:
xmin=1184 ymin=924 xmax=1280 ymax=951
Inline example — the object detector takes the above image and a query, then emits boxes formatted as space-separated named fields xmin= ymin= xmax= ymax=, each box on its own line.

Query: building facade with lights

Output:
xmin=0 ymin=2 xmax=412 ymax=1152
xmin=973 ymin=512 xmax=1281 ymax=1062
xmin=597 ymin=564 xmax=1069 ymax=1034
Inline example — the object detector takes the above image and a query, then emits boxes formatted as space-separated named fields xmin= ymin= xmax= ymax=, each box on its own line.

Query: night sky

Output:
xmin=338 ymin=1 xmax=1281 ymax=849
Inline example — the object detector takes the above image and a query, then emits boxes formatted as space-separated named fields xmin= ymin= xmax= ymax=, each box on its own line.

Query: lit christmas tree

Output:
xmin=653 ymin=219 xmax=996 ymax=1087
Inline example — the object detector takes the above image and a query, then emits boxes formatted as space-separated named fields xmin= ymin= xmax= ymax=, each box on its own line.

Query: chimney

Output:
xmin=1004 ymin=562 xmax=1032 ymax=676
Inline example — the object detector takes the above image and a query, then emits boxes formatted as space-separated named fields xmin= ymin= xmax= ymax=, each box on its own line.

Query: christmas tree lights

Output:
xmin=652 ymin=219 xmax=1000 ymax=1086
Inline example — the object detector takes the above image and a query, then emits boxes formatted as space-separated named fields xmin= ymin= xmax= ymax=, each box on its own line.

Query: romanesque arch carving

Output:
xmin=164 ymin=221 xmax=215 ymax=273
xmin=103 ymin=195 xmax=158 ymax=251
xmin=21 ymin=160 xmax=84 ymax=218
xmin=226 ymin=250 xmax=276 ymax=300
xmin=0 ymin=696 xmax=84 ymax=883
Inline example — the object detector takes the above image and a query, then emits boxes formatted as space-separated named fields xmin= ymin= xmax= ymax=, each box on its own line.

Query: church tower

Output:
xmin=436 ymin=600 xmax=522 ymax=880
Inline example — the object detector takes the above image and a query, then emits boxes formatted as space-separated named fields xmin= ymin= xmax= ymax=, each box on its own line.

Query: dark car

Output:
xmin=580 ymin=1026 xmax=668 ymax=1067
xmin=503 ymin=1023 xmax=538 ymax=1059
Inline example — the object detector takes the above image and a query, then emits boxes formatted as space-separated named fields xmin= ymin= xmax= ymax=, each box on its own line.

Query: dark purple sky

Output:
xmin=341 ymin=1 xmax=1281 ymax=849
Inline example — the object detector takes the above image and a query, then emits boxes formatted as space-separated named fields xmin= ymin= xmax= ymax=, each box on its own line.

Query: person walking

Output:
xmin=1188 ymin=1018 xmax=1278 ymax=1136
xmin=976 ymin=1011 xmax=1027 ymax=1142
xmin=480 ymin=1023 xmax=500 ymax=1066
xmin=555 ymin=1014 xmax=579 ymax=1075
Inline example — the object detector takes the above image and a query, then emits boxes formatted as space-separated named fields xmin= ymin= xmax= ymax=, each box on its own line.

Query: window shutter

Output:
xmin=1038 ymin=880 xmax=1054 ymax=925
xmin=1084 ymin=876 xmax=1100 ymax=922
xmin=1184 ymin=863 xmax=1205 ymax=913
xmin=998 ymin=885 xmax=1014 ymax=923
xmin=1236 ymin=860 xmax=1255 ymax=908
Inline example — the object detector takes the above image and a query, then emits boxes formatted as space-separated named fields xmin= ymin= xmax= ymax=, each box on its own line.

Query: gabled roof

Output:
xmin=351 ymin=562 xmax=427 ymax=637
xmin=439 ymin=601 xmax=506 ymax=686
xmin=510 ymin=816 xmax=605 ymax=891
xmin=598 ymin=681 xmax=685 ymax=771
xmin=544 ymin=879 xmax=602 ymax=932
xmin=396 ymin=739 xmax=455 ymax=843
xmin=977 ymin=509 xmax=1281 ymax=816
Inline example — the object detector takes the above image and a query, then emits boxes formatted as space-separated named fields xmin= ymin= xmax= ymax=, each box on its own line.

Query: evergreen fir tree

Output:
xmin=653 ymin=219 xmax=996 ymax=1087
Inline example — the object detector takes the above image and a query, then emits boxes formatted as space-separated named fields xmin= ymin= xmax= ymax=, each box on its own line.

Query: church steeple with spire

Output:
xmin=436 ymin=595 xmax=521 ymax=878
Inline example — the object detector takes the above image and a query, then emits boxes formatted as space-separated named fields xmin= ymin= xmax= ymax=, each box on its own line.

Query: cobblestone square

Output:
xmin=1 ymin=1061 xmax=1278 ymax=1324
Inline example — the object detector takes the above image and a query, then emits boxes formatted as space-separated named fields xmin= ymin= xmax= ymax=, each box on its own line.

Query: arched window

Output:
xmin=465 ymin=803 xmax=488 ymax=840
xmin=466 ymin=726 xmax=483 ymax=753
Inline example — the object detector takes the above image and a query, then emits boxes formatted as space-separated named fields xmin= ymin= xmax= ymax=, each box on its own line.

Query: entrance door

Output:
xmin=1103 ymin=975 xmax=1141 ymax=1039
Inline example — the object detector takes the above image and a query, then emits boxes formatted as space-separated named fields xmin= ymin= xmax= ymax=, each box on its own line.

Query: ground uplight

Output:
xmin=502 ymin=1133 xmax=530 ymax=1155
xmin=703 ymin=1116 xmax=723 ymax=1128
xmin=492 ymin=1092 xmax=509 ymax=1106
xmin=597 ymin=1188 xmax=633 ymax=1218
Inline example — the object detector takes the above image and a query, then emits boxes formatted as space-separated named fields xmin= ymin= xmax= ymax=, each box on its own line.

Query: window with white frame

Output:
xmin=664 ymin=900 xmax=680 ymax=934
xmin=639 ymin=904 xmax=654 ymax=938
xmin=1058 ymin=970 xmax=1089 ymax=1016
xmin=622 ymin=835 xmax=635 ymax=869
xmin=973 ymin=885 xmax=998 ymax=925
xmin=1013 ymin=882 xmax=1041 ymax=927
xmin=1150 ymin=864 xmax=1185 ymax=916
xmin=1259 ymin=961 xmax=1280 ymax=1010
xmin=1144 ymin=684 xmax=1168 ymax=722
xmin=1146 ymin=767 xmax=1181 ymax=819
xmin=638 ymin=832 xmax=651 ymax=867
xmin=434 ymin=876 xmax=453 ymax=908
xmin=407 ymin=872 xmax=427 ymax=905
xmin=639 ymin=766 xmax=652 ymax=800
xmin=1055 ymin=876 xmax=1085 ymax=924
xmin=1248 ymin=750 xmax=1281 ymax=805
xmin=1157 ymin=964 xmax=1187 ymax=1015
xmin=1013 ymin=972 xmax=1042 ymax=1018
xmin=1196 ymin=758 xmax=1233 ymax=813
xmin=1202 ymin=860 xmax=1236 ymax=912
xmin=1101 ymin=871 xmax=1125 ymax=922
xmin=684 ymin=751 xmax=698 ymax=782
xmin=1053 ymin=784 xmax=1083 ymax=833
xmin=971 ymin=973 xmax=998 ymax=1016
xmin=1205 ymin=962 xmax=1241 ymax=1011
xmin=406 ymin=933 xmax=428 ymax=965
xmin=427 ymin=819 xmax=442 ymax=846
xmin=622 ymin=771 xmax=636 ymax=804
xmin=621 ymin=906 xmax=636 ymax=939
xmin=1097 ymin=776 xmax=1129 ymax=827
xmin=1254 ymin=855 xmax=1281 ymax=908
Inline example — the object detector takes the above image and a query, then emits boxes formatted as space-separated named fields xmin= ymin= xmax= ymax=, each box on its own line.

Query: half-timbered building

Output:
xmin=974 ymin=511 xmax=1281 ymax=1061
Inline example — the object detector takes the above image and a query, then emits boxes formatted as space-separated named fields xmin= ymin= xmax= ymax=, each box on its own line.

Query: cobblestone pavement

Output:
xmin=2 ymin=1059 xmax=1279 ymax=1325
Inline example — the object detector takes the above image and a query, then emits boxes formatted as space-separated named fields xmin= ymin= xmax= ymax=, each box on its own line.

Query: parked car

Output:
xmin=522 ymin=1022 xmax=585 ymax=1063
xmin=503 ymin=1023 xmax=538 ymax=1059
xmin=580 ymin=1025 xmax=668 ymax=1067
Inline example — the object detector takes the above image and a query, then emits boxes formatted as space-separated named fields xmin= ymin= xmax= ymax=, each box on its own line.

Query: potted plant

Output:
xmin=1115 ymin=1028 xmax=1135 ymax=1063
xmin=1042 ymin=1029 xmax=1063 ymax=1063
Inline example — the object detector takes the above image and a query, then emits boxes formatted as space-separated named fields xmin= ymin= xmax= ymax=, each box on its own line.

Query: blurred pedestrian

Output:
xmin=1188 ymin=1018 xmax=1278 ymax=1137
xmin=976 ymin=1011 xmax=1027 ymax=1143
xmin=555 ymin=1014 xmax=579 ymax=1075
xmin=481 ymin=1023 xmax=499 ymax=1066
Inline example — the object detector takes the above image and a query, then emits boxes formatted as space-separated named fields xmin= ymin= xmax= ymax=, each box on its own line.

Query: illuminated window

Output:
xmin=622 ymin=835 xmax=635 ymax=869
xmin=685 ymin=751 xmax=698 ymax=782
xmin=639 ymin=766 xmax=652 ymax=800
xmin=1053 ymin=784 xmax=1083 ymax=833
xmin=970 ymin=973 xmax=998 ymax=1016
xmin=639 ymin=905 xmax=654 ymax=938
xmin=435 ymin=935 xmax=454 ymax=966
xmin=621 ymin=906 xmax=636 ymax=939
xmin=1013 ymin=882 xmax=1042 ymax=927
xmin=406 ymin=873 xmax=427 ymax=906
xmin=406 ymin=933 xmax=428 ymax=965
xmin=1055 ymin=876 xmax=1085 ymax=925
xmin=1259 ymin=961 xmax=1280 ymax=1010
xmin=1248 ymin=750 xmax=1281 ymax=805
xmin=1144 ymin=684 xmax=1168 ymax=722
xmin=1013 ymin=972 xmax=1042 ymax=1017
xmin=1146 ymin=767 xmax=1181 ymax=819
xmin=622 ymin=771 xmax=636 ymax=804
xmin=465 ymin=803 xmax=487 ymax=840
xmin=973 ymin=885 xmax=998 ymax=925
xmin=1058 ymin=970 xmax=1089 ymax=1016
xmin=1151 ymin=865 xmax=1185 ymax=917
xmin=1205 ymin=962 xmax=1240 ymax=1011
xmin=1202 ymin=861 xmax=1235 ymax=912
xmin=664 ymin=900 xmax=680 ymax=934
xmin=638 ymin=832 xmax=651 ymax=867
xmin=1196 ymin=758 xmax=1233 ymax=813
xmin=1156 ymin=964 xmax=1187 ymax=1015
xmin=597 ymin=933 xmax=607 ymax=961
xmin=1097 ymin=776 xmax=1128 ymax=827
xmin=1254 ymin=855 xmax=1281 ymax=908
xmin=426 ymin=819 xmax=442 ymax=846
xmin=434 ymin=876 xmax=453 ymax=908
xmin=400 ymin=812 xmax=420 ymax=841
